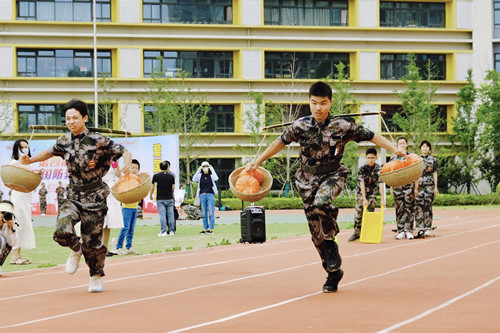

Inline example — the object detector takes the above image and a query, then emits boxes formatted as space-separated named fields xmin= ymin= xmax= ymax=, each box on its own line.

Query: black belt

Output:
xmin=69 ymin=180 xmax=104 ymax=192
xmin=301 ymin=161 xmax=340 ymax=174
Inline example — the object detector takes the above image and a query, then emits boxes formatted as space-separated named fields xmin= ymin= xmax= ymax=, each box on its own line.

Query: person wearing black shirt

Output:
xmin=150 ymin=160 xmax=176 ymax=236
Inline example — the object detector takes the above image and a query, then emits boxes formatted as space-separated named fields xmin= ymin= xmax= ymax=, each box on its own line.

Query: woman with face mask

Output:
xmin=192 ymin=161 xmax=219 ymax=234
xmin=9 ymin=139 xmax=36 ymax=265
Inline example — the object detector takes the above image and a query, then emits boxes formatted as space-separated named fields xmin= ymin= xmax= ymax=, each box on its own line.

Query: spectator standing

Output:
xmin=192 ymin=161 xmax=218 ymax=234
xmin=348 ymin=148 xmax=386 ymax=242
xmin=9 ymin=139 xmax=35 ymax=265
xmin=390 ymin=137 xmax=418 ymax=240
xmin=38 ymin=182 xmax=48 ymax=216
xmin=149 ymin=160 xmax=176 ymax=236
xmin=102 ymin=161 xmax=123 ymax=255
xmin=56 ymin=181 xmax=66 ymax=212
xmin=116 ymin=159 xmax=141 ymax=255
xmin=415 ymin=140 xmax=439 ymax=238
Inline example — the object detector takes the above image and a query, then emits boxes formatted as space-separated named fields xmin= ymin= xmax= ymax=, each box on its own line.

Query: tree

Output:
xmin=96 ymin=74 xmax=117 ymax=129
xmin=392 ymin=53 xmax=443 ymax=152
xmin=139 ymin=64 xmax=213 ymax=198
xmin=445 ymin=69 xmax=480 ymax=193
xmin=476 ymin=70 xmax=500 ymax=192
xmin=0 ymin=83 xmax=16 ymax=136
xmin=325 ymin=62 xmax=361 ymax=192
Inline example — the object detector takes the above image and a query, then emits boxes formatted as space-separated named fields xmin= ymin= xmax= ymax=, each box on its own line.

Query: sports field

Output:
xmin=0 ymin=207 xmax=499 ymax=332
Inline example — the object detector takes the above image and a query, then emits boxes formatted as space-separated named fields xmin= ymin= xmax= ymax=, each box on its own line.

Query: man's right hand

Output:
xmin=20 ymin=154 xmax=30 ymax=165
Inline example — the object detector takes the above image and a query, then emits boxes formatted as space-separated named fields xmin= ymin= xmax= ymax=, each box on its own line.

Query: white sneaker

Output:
xmin=169 ymin=231 xmax=175 ymax=236
xmin=424 ymin=229 xmax=434 ymax=237
xmin=88 ymin=276 xmax=103 ymax=293
xmin=116 ymin=248 xmax=128 ymax=255
xmin=65 ymin=250 xmax=82 ymax=274
xmin=395 ymin=231 xmax=406 ymax=240
xmin=127 ymin=248 xmax=139 ymax=255
xmin=158 ymin=232 xmax=167 ymax=237
xmin=405 ymin=231 xmax=414 ymax=239
xmin=41 ymin=213 xmax=46 ymax=216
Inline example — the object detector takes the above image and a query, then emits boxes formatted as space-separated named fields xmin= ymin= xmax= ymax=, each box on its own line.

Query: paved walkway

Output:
xmin=32 ymin=208 xmax=396 ymax=227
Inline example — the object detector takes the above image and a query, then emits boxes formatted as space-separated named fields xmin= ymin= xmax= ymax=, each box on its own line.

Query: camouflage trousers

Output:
xmin=353 ymin=192 xmax=377 ymax=235
xmin=54 ymin=186 xmax=108 ymax=277
xmin=415 ymin=184 xmax=435 ymax=228
xmin=57 ymin=198 xmax=65 ymax=212
xmin=296 ymin=168 xmax=347 ymax=273
xmin=40 ymin=199 xmax=47 ymax=214
xmin=393 ymin=186 xmax=415 ymax=232
xmin=0 ymin=235 xmax=12 ymax=266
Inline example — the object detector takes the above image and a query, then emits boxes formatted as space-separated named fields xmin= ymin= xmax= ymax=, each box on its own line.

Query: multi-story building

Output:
xmin=0 ymin=0 xmax=489 ymax=190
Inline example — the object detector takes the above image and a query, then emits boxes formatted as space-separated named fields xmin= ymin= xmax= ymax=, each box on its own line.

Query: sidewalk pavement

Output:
xmin=31 ymin=208 xmax=396 ymax=227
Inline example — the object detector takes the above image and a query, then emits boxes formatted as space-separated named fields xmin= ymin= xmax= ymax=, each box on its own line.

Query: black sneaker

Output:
xmin=348 ymin=234 xmax=360 ymax=242
xmin=200 ymin=230 xmax=206 ymax=234
xmin=323 ymin=269 xmax=344 ymax=293
xmin=206 ymin=229 xmax=213 ymax=234
xmin=324 ymin=240 xmax=342 ymax=272
xmin=415 ymin=231 xmax=424 ymax=239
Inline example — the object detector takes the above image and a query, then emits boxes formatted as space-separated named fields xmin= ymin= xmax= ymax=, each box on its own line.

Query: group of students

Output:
xmin=348 ymin=136 xmax=439 ymax=242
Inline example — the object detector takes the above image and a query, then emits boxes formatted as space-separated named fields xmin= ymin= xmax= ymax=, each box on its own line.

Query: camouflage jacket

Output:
xmin=184 ymin=205 xmax=202 ymax=220
xmin=356 ymin=163 xmax=381 ymax=195
xmin=56 ymin=186 xmax=66 ymax=200
xmin=48 ymin=128 xmax=125 ymax=188
xmin=280 ymin=116 xmax=374 ymax=169
xmin=420 ymin=154 xmax=438 ymax=186
xmin=38 ymin=187 xmax=48 ymax=198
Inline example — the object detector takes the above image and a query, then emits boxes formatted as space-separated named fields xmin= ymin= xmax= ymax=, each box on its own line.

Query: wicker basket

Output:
xmin=380 ymin=159 xmax=424 ymax=188
xmin=111 ymin=172 xmax=152 ymax=204
xmin=229 ymin=166 xmax=273 ymax=202
xmin=1 ymin=165 xmax=42 ymax=193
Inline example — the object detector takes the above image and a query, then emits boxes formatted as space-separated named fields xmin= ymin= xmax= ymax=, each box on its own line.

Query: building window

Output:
xmin=17 ymin=49 xmax=112 ymax=78
xmin=495 ymin=2 xmax=500 ymax=28
xmin=381 ymin=105 xmax=447 ymax=133
xmin=143 ymin=0 xmax=232 ymax=24
xmin=265 ymin=52 xmax=349 ymax=79
xmin=144 ymin=50 xmax=233 ymax=78
xmin=495 ymin=54 xmax=500 ymax=72
xmin=17 ymin=104 xmax=112 ymax=133
xmin=380 ymin=2 xmax=445 ymax=28
xmin=17 ymin=0 xmax=111 ymax=22
xmin=380 ymin=54 xmax=446 ymax=80
xmin=203 ymin=105 xmax=234 ymax=132
xmin=264 ymin=0 xmax=348 ymax=27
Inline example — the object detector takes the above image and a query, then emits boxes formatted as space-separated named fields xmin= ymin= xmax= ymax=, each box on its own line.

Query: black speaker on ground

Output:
xmin=240 ymin=206 xmax=266 ymax=243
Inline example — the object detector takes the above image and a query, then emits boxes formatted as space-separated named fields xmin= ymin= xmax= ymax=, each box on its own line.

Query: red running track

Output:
xmin=0 ymin=208 xmax=499 ymax=332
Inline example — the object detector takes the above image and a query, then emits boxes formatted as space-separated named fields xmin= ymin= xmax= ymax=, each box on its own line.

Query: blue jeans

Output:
xmin=117 ymin=208 xmax=137 ymax=250
xmin=200 ymin=193 xmax=215 ymax=230
xmin=157 ymin=199 xmax=175 ymax=234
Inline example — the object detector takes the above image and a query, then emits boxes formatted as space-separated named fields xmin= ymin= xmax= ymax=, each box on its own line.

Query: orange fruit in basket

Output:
xmin=381 ymin=161 xmax=394 ymax=173
xmin=235 ymin=175 xmax=260 ymax=194
xmin=405 ymin=153 xmax=421 ymax=166
xmin=239 ymin=169 xmax=264 ymax=184
xmin=116 ymin=174 xmax=141 ymax=192
xmin=392 ymin=160 xmax=405 ymax=171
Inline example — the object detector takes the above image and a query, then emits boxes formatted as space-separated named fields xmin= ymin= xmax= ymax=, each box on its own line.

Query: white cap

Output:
xmin=0 ymin=201 xmax=15 ymax=214
xmin=201 ymin=161 xmax=210 ymax=167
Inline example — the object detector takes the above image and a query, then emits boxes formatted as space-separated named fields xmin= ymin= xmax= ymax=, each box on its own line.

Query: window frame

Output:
xmin=16 ymin=0 xmax=111 ymax=22
xmin=263 ymin=0 xmax=348 ymax=27
xmin=380 ymin=53 xmax=446 ymax=80
xmin=142 ymin=0 xmax=232 ymax=24
xmin=379 ymin=1 xmax=445 ymax=28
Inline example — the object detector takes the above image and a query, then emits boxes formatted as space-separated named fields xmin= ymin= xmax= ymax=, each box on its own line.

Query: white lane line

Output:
xmin=2 ymin=223 xmax=499 ymax=302
xmin=0 ymin=262 xmax=317 ymax=329
xmin=2 ymin=238 xmax=499 ymax=330
xmin=377 ymin=275 xmax=500 ymax=333
xmin=1 ymin=235 xmax=311 ymax=281
xmin=165 ymin=239 xmax=500 ymax=333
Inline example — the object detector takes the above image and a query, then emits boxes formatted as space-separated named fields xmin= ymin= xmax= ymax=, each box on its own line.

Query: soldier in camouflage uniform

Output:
xmin=415 ymin=140 xmax=438 ymax=237
xmin=21 ymin=99 xmax=132 ymax=293
xmin=56 ymin=181 xmax=66 ymax=212
xmin=349 ymin=148 xmax=386 ymax=241
xmin=390 ymin=137 xmax=418 ymax=240
xmin=38 ymin=182 xmax=48 ymax=216
xmin=179 ymin=203 xmax=202 ymax=220
xmin=247 ymin=82 xmax=402 ymax=293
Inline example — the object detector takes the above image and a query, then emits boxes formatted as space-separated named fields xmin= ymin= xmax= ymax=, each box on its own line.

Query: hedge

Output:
xmin=190 ymin=194 xmax=500 ymax=210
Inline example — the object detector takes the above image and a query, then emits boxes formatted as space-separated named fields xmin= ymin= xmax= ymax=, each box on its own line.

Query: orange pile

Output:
xmin=116 ymin=174 xmax=141 ymax=192
xmin=381 ymin=153 xmax=421 ymax=173
xmin=234 ymin=169 xmax=264 ymax=194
